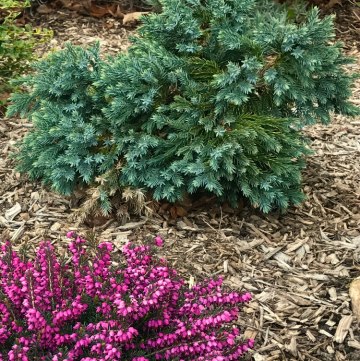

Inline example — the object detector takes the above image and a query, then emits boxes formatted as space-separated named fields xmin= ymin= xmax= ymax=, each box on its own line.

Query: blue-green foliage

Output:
xmin=7 ymin=0 xmax=359 ymax=212
xmin=8 ymin=43 xmax=107 ymax=195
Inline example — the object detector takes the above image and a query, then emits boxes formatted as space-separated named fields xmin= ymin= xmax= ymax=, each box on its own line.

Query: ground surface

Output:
xmin=1 ymin=4 xmax=360 ymax=361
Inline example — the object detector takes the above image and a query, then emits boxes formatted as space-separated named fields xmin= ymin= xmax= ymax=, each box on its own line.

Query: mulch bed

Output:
xmin=1 ymin=4 xmax=360 ymax=360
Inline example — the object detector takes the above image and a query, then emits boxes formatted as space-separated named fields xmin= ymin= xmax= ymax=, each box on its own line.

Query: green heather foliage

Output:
xmin=7 ymin=0 xmax=359 ymax=212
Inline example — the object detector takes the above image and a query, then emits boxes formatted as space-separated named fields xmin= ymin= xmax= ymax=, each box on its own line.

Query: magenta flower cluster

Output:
xmin=0 ymin=231 xmax=253 ymax=361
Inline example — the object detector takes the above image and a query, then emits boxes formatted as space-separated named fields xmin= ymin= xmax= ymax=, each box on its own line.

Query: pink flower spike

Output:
xmin=66 ymin=230 xmax=76 ymax=239
xmin=154 ymin=237 xmax=163 ymax=247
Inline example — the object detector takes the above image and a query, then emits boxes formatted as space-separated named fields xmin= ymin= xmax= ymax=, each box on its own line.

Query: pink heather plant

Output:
xmin=0 ymin=232 xmax=254 ymax=361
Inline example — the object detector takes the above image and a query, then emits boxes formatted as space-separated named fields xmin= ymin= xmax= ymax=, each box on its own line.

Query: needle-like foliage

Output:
xmin=7 ymin=0 xmax=359 ymax=212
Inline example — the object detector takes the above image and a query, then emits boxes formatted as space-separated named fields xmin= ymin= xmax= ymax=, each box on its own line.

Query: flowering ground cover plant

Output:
xmin=0 ymin=232 xmax=253 ymax=361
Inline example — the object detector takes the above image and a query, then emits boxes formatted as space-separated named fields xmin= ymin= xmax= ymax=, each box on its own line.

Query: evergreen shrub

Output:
xmin=7 ymin=0 xmax=359 ymax=212
xmin=0 ymin=232 xmax=253 ymax=361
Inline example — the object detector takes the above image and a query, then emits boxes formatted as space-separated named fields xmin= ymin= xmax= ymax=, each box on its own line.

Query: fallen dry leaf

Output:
xmin=108 ymin=5 xmax=124 ymax=19
xmin=79 ymin=0 xmax=92 ymax=10
xmin=176 ymin=206 xmax=187 ymax=217
xmin=90 ymin=3 xmax=116 ymax=18
xmin=236 ymin=198 xmax=244 ymax=211
xmin=0 ymin=93 xmax=11 ymax=102
xmin=15 ymin=16 xmax=25 ymax=25
xmin=37 ymin=5 xmax=53 ymax=14
xmin=323 ymin=0 xmax=342 ymax=10
xmin=58 ymin=0 xmax=73 ymax=8
xmin=85 ymin=215 xmax=112 ymax=227
xmin=170 ymin=206 xmax=177 ymax=219
xmin=122 ymin=12 xmax=149 ymax=25
xmin=70 ymin=4 xmax=84 ymax=12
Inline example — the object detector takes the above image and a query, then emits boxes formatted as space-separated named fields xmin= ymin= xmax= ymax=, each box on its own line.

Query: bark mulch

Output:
xmin=1 ymin=6 xmax=360 ymax=361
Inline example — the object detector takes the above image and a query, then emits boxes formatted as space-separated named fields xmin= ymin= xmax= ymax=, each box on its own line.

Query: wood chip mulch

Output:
xmin=1 ymin=7 xmax=360 ymax=361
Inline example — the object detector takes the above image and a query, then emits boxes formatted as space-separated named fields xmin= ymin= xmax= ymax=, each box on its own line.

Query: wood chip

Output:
xmin=306 ymin=330 xmax=316 ymax=342
xmin=334 ymin=315 xmax=353 ymax=343
xmin=349 ymin=280 xmax=360 ymax=323
xmin=118 ymin=219 xmax=147 ymax=230
xmin=319 ymin=329 xmax=334 ymax=338
xmin=328 ymin=287 xmax=337 ymax=301
xmin=50 ymin=222 xmax=62 ymax=231
xmin=5 ymin=203 xmax=22 ymax=221
xmin=223 ymin=259 xmax=228 ymax=273
xmin=348 ymin=340 xmax=360 ymax=349
xmin=11 ymin=224 xmax=24 ymax=242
